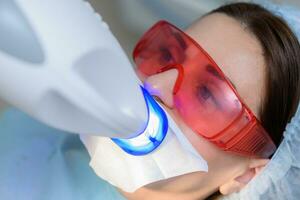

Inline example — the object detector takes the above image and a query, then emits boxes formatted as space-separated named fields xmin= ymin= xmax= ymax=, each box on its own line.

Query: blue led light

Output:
xmin=111 ymin=86 xmax=168 ymax=156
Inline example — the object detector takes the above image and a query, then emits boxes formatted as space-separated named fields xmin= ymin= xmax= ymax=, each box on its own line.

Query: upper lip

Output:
xmin=153 ymin=95 xmax=163 ymax=104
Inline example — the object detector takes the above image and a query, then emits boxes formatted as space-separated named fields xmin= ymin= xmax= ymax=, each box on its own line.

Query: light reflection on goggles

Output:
xmin=111 ymin=86 xmax=168 ymax=156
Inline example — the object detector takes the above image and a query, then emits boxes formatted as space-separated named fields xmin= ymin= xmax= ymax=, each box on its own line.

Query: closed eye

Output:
xmin=197 ymin=84 xmax=221 ymax=108
xmin=198 ymin=85 xmax=212 ymax=100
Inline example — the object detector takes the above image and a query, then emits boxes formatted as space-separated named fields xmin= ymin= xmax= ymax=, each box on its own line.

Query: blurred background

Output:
xmin=0 ymin=0 xmax=300 ymax=111
xmin=88 ymin=0 xmax=300 ymax=57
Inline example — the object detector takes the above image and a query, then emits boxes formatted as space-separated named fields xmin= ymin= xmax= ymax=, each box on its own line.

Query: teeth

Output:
xmin=111 ymin=87 xmax=168 ymax=156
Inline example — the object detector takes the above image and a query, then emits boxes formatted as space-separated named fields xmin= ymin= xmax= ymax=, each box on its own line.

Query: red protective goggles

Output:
xmin=133 ymin=21 xmax=276 ymax=158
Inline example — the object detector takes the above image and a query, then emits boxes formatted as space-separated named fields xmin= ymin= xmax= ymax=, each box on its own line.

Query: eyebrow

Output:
xmin=205 ymin=64 xmax=237 ymax=89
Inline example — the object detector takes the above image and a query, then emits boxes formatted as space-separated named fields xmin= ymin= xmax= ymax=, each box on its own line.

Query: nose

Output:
xmin=143 ymin=69 xmax=179 ymax=109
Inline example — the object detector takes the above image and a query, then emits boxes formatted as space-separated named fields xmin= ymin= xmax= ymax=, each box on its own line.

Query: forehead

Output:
xmin=185 ymin=13 xmax=266 ymax=117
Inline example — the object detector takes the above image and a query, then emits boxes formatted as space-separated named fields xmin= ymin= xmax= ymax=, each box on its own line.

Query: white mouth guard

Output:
xmin=111 ymin=87 xmax=168 ymax=156
xmin=80 ymin=90 xmax=208 ymax=192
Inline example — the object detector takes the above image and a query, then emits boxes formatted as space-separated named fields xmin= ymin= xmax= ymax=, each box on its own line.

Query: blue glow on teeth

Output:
xmin=111 ymin=86 xmax=168 ymax=156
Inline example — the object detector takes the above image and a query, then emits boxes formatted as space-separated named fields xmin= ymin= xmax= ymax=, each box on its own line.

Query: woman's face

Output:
xmin=122 ymin=13 xmax=268 ymax=199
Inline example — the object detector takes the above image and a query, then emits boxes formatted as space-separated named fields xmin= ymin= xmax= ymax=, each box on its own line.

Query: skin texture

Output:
xmin=121 ymin=13 xmax=269 ymax=200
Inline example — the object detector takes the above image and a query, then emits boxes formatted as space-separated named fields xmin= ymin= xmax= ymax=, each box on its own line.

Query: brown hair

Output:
xmin=205 ymin=2 xmax=300 ymax=147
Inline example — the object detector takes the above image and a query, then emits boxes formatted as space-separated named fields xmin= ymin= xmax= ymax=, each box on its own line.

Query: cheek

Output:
xmin=174 ymin=114 xmax=247 ymax=171
xmin=163 ymin=98 xmax=249 ymax=180
xmin=178 ymin=121 xmax=222 ymax=161
xmin=175 ymin=120 xmax=249 ymax=188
